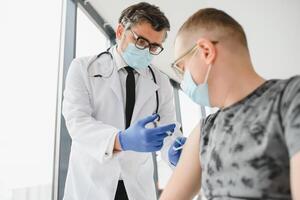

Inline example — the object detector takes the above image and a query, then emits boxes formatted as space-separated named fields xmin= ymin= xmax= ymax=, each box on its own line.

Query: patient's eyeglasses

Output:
xmin=171 ymin=41 xmax=218 ymax=81
xmin=171 ymin=44 xmax=197 ymax=80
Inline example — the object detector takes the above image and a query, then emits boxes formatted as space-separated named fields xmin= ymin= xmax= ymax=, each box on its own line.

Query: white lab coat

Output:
xmin=62 ymin=47 xmax=180 ymax=200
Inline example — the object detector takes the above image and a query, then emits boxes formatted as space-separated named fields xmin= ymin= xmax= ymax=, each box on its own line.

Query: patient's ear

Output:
xmin=197 ymin=38 xmax=217 ymax=65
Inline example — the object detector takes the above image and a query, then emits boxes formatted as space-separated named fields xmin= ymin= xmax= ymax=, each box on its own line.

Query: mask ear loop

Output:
xmin=204 ymin=64 xmax=212 ymax=83
xmin=186 ymin=47 xmax=212 ymax=85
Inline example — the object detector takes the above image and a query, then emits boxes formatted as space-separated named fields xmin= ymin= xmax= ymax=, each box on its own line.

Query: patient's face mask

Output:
xmin=122 ymin=43 xmax=153 ymax=69
xmin=180 ymin=49 xmax=212 ymax=107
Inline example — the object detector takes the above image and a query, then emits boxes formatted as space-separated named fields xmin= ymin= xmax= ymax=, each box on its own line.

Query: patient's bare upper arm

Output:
xmin=160 ymin=122 xmax=202 ymax=200
xmin=291 ymin=151 xmax=300 ymax=200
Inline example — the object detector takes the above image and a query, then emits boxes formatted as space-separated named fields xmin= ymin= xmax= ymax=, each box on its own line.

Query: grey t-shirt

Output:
xmin=200 ymin=76 xmax=300 ymax=200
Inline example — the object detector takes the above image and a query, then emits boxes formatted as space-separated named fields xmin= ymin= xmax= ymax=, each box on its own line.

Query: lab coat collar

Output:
xmin=111 ymin=45 xmax=149 ymax=77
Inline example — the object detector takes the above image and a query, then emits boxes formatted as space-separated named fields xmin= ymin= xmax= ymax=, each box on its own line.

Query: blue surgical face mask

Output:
xmin=180 ymin=50 xmax=212 ymax=107
xmin=180 ymin=69 xmax=211 ymax=107
xmin=121 ymin=43 xmax=154 ymax=69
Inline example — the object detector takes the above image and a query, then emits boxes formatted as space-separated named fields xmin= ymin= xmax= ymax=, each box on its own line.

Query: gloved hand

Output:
xmin=118 ymin=114 xmax=176 ymax=152
xmin=168 ymin=136 xmax=187 ymax=166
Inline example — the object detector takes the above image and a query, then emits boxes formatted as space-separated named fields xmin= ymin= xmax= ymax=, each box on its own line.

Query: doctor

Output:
xmin=62 ymin=2 xmax=185 ymax=200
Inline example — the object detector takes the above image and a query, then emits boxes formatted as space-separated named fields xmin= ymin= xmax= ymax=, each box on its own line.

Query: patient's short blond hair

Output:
xmin=178 ymin=8 xmax=248 ymax=48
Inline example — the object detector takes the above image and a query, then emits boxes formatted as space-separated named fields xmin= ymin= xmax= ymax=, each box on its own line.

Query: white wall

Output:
xmin=198 ymin=0 xmax=300 ymax=79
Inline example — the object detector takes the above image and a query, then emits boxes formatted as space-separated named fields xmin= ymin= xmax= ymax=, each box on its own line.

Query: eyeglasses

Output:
xmin=129 ymin=29 xmax=164 ymax=55
xmin=171 ymin=44 xmax=198 ymax=80
xmin=171 ymin=41 xmax=218 ymax=81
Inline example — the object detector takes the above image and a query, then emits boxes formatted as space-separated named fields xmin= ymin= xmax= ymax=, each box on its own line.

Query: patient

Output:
xmin=160 ymin=8 xmax=300 ymax=200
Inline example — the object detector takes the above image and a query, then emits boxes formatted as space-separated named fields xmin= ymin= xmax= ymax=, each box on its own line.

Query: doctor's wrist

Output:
xmin=113 ymin=131 xmax=123 ymax=152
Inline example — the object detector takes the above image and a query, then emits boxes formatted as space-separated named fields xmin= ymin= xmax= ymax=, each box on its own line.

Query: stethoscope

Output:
xmin=87 ymin=47 xmax=160 ymax=120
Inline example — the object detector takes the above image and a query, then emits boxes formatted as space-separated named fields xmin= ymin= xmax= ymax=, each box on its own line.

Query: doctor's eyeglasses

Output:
xmin=129 ymin=29 xmax=164 ymax=55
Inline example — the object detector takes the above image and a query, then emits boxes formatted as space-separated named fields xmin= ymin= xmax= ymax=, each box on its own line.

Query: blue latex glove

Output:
xmin=118 ymin=114 xmax=176 ymax=152
xmin=168 ymin=136 xmax=187 ymax=166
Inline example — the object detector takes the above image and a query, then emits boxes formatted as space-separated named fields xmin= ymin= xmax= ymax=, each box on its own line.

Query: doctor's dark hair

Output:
xmin=119 ymin=2 xmax=170 ymax=33
xmin=178 ymin=8 xmax=248 ymax=48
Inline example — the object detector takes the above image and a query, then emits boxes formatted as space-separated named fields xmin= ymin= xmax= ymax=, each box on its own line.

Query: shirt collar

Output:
xmin=111 ymin=45 xmax=148 ymax=77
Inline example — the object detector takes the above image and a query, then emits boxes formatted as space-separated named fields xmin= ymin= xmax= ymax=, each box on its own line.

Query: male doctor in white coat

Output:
xmin=62 ymin=2 xmax=186 ymax=200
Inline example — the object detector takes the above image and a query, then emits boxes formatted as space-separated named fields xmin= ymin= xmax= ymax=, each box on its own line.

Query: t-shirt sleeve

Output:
xmin=281 ymin=76 xmax=300 ymax=158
